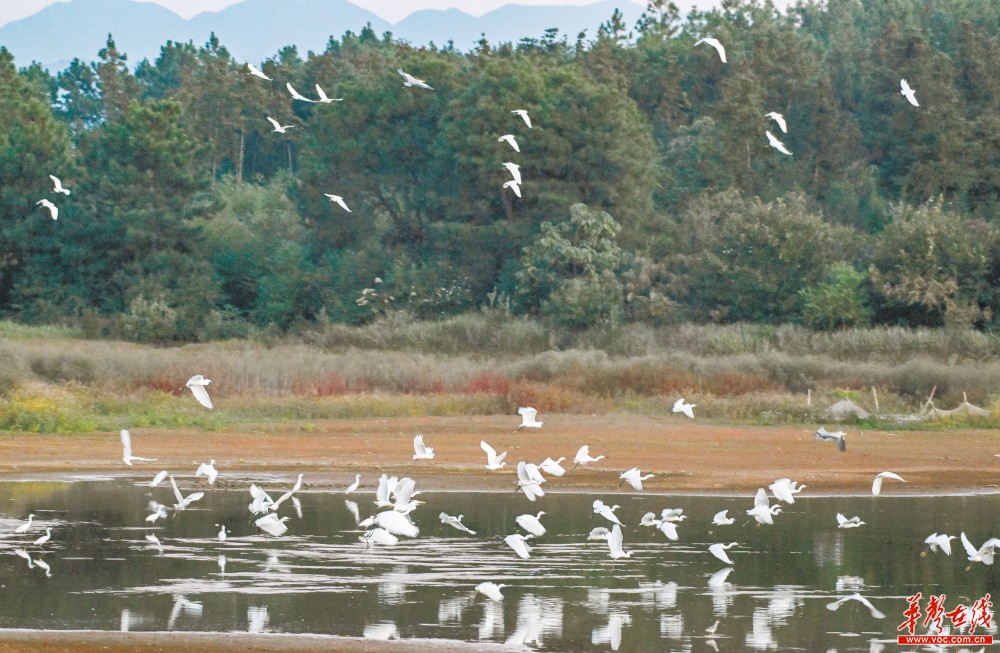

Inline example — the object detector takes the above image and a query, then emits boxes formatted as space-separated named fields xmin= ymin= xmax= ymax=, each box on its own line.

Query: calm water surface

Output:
xmin=0 ymin=476 xmax=996 ymax=651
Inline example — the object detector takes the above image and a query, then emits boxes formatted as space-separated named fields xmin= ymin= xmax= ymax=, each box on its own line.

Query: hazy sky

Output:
xmin=1 ymin=0 xmax=669 ymax=28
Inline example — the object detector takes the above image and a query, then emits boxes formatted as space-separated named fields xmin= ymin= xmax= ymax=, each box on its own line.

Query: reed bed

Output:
xmin=1 ymin=317 xmax=1000 ymax=431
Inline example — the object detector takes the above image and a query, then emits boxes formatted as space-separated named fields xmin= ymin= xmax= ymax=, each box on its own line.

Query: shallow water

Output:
xmin=0 ymin=477 xmax=996 ymax=651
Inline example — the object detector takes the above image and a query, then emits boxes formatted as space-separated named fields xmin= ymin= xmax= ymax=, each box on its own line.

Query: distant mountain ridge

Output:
xmin=0 ymin=0 xmax=644 ymax=71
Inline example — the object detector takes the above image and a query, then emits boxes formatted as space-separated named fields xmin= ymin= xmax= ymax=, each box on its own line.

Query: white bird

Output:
xmin=900 ymin=78 xmax=919 ymax=106
xmin=539 ymin=456 xmax=566 ymax=477
xmin=344 ymin=500 xmax=360 ymax=524
xmin=345 ymin=474 xmax=361 ymax=494
xmin=672 ymin=397 xmax=695 ymax=419
xmin=286 ymin=82 xmax=315 ymax=102
xmin=374 ymin=474 xmax=398 ymax=508
xmin=185 ymin=375 xmax=213 ymax=409
xmin=695 ymin=37 xmax=727 ymax=63
xmin=480 ymin=440 xmax=507 ymax=470
xmin=270 ymin=473 xmax=304 ymax=512
xmin=661 ymin=508 xmax=686 ymax=522
xmin=413 ymin=434 xmax=435 ymax=460
xmin=607 ymin=524 xmax=631 ymax=559
xmin=397 ymin=68 xmax=433 ymax=90
xmin=619 ymin=467 xmax=654 ymax=491
xmin=144 ymin=533 xmax=161 ymax=547
xmin=872 ymin=471 xmax=906 ymax=496
xmin=769 ymin=478 xmax=805 ymax=504
xmin=516 ymin=406 xmax=542 ymax=430
xmin=196 ymin=460 xmax=218 ymax=485
xmin=712 ymin=509 xmax=735 ymax=526
xmin=324 ymin=194 xmax=351 ymax=212
xmin=815 ymin=427 xmax=847 ymax=452
xmin=516 ymin=511 xmax=546 ymax=537
xmin=826 ymin=593 xmax=886 ymax=619
xmin=121 ymin=429 xmax=157 ymax=466
xmin=503 ymin=162 xmax=522 ymax=185
xmin=36 ymin=199 xmax=58 ymax=220
xmin=255 ymin=513 xmax=290 ymax=537
xmin=505 ymin=533 xmax=533 ymax=559
xmin=960 ymin=532 xmax=1000 ymax=565
xmin=216 ymin=524 xmax=227 ymax=542
xmin=573 ymin=445 xmax=606 ymax=469
xmin=658 ymin=520 xmax=680 ymax=541
xmin=145 ymin=502 xmax=168 ymax=524
xmin=836 ymin=513 xmax=865 ymax=528
xmin=246 ymin=63 xmax=270 ymax=80
xmin=503 ymin=180 xmax=521 ymax=198
xmin=266 ymin=116 xmax=293 ymax=133
xmin=14 ymin=514 xmax=35 ymax=534
xmin=516 ymin=461 xmax=545 ymax=501
xmin=498 ymin=134 xmax=520 ymax=152
xmin=766 ymin=130 xmax=792 ymax=156
xmin=49 ymin=175 xmax=70 ymax=195
xmin=369 ymin=510 xmax=419 ymax=538
xmin=709 ymin=542 xmax=738 ymax=565
xmin=765 ymin=111 xmax=787 ymax=133
xmin=511 ymin=109 xmax=532 ymax=128
xmin=593 ymin=499 xmax=623 ymax=526
xmin=476 ymin=581 xmax=505 ymax=602
xmin=361 ymin=527 xmax=398 ymax=546
xmin=747 ymin=488 xmax=778 ymax=525
xmin=588 ymin=526 xmax=611 ymax=541
xmin=150 ymin=471 xmax=169 ymax=487
xmin=169 ymin=475 xmax=205 ymax=511
xmin=440 ymin=512 xmax=476 ymax=534
xmin=33 ymin=528 xmax=51 ymax=546
xmin=923 ymin=533 xmax=957 ymax=556
xmin=389 ymin=476 xmax=421 ymax=512
xmin=315 ymin=84 xmax=342 ymax=103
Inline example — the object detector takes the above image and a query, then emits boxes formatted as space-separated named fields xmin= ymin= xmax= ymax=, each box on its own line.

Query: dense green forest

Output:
xmin=2 ymin=0 xmax=1000 ymax=342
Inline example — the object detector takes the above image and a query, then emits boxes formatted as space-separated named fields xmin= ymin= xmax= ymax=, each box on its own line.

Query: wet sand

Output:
xmin=0 ymin=413 xmax=997 ymax=651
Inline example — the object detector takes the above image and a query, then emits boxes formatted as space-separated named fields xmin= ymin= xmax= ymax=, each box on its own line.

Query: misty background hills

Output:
xmin=0 ymin=0 xmax=644 ymax=70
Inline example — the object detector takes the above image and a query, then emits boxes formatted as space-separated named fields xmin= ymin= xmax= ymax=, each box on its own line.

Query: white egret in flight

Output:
xmin=765 ymin=112 xmax=787 ymax=133
xmin=49 ymin=175 xmax=70 ymax=195
xmin=413 ymin=434 xmax=435 ymax=460
xmin=505 ymin=533 xmax=533 ymax=559
xmin=440 ymin=513 xmax=476 ymax=534
xmin=185 ymin=375 xmax=213 ymax=409
xmin=36 ymin=199 xmax=58 ymax=220
xmin=476 ymin=581 xmax=505 ymax=601
xmin=315 ymin=84 xmax=342 ymax=103
xmin=872 ymin=471 xmax=906 ymax=496
xmin=266 ymin=116 xmax=293 ymax=133
xmin=246 ymin=63 xmax=270 ymax=80
xmin=900 ymin=78 xmax=919 ymax=106
xmin=397 ymin=68 xmax=434 ymax=90
xmin=480 ymin=440 xmax=507 ymax=470
xmin=619 ymin=467 xmax=654 ymax=491
xmin=121 ymin=429 xmax=157 ymax=465
xmin=539 ymin=456 xmax=566 ymax=477
xmin=498 ymin=134 xmax=520 ymax=152
xmin=607 ymin=524 xmax=631 ymax=559
xmin=766 ymin=130 xmax=792 ymax=156
xmin=516 ymin=406 xmax=542 ymax=430
xmin=836 ymin=513 xmax=865 ymax=529
xmin=709 ymin=542 xmax=738 ymax=565
xmin=286 ymin=83 xmax=315 ymax=102
xmin=324 ymin=194 xmax=351 ymax=212
xmin=503 ymin=180 xmax=521 ymax=198
xmin=695 ymin=37 xmax=726 ymax=62
xmin=516 ymin=511 xmax=546 ymax=537
xmin=196 ymin=460 xmax=218 ymax=485
xmin=672 ymin=397 xmax=695 ymax=419
xmin=511 ymin=109 xmax=532 ymax=128
xmin=826 ymin=593 xmax=885 ymax=619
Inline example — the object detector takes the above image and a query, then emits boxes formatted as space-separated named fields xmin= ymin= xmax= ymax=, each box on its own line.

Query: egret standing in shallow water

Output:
xmin=14 ymin=514 xmax=35 ymax=534
xmin=345 ymin=474 xmax=361 ymax=494
xmin=33 ymin=528 xmax=51 ymax=546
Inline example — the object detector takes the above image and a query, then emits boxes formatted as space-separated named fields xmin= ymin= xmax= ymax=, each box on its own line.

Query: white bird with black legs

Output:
xmin=498 ymin=134 xmax=520 ymax=152
xmin=516 ymin=511 xmax=546 ymax=537
xmin=476 ymin=582 xmax=505 ymax=602
xmin=815 ymin=427 xmax=847 ymax=452
xmin=246 ymin=63 xmax=270 ymax=80
xmin=397 ymin=68 xmax=433 ymax=90
xmin=14 ymin=514 xmax=35 ymax=534
xmin=185 ymin=375 xmax=213 ymax=409
xmin=836 ymin=513 xmax=865 ymax=529
xmin=505 ymin=533 xmax=533 ymax=559
xmin=766 ymin=130 xmax=792 ymax=156
xmin=516 ymin=406 xmax=542 ymax=430
xmin=49 ymin=175 xmax=70 ymax=195
xmin=345 ymin=474 xmax=361 ymax=494
xmin=765 ymin=112 xmax=787 ymax=133
xmin=196 ymin=460 xmax=218 ymax=485
xmin=36 ymin=199 xmax=58 ymax=220
xmin=266 ymin=116 xmax=293 ymax=134
xmin=672 ymin=397 xmax=695 ymax=419
xmin=922 ymin=533 xmax=957 ymax=556
xmin=169 ymin=475 xmax=205 ymax=511
xmin=695 ymin=37 xmax=727 ymax=62
xmin=872 ymin=471 xmax=906 ymax=496
xmin=503 ymin=162 xmax=522 ymax=185
xmin=619 ymin=467 xmax=654 ymax=491
xmin=900 ymin=78 xmax=919 ymax=107
xmin=361 ymin=527 xmax=398 ymax=546
xmin=573 ymin=445 xmax=606 ymax=469
xmin=709 ymin=542 xmax=738 ymax=565
xmin=315 ymin=84 xmax=342 ymax=103
xmin=826 ymin=593 xmax=885 ymax=619
xmin=413 ymin=434 xmax=435 ymax=460
xmin=440 ymin=512 xmax=476 ymax=534
xmin=121 ymin=429 xmax=157 ymax=466
xmin=511 ymin=109 xmax=532 ymax=128
xmin=286 ymin=83 xmax=315 ymax=102
xmin=607 ymin=524 xmax=631 ymax=560
xmin=480 ymin=440 xmax=507 ymax=470
xmin=539 ymin=456 xmax=566 ymax=477
xmin=324 ymin=194 xmax=351 ymax=212
xmin=503 ymin=180 xmax=521 ymax=198
xmin=960 ymin=532 xmax=1000 ymax=566
xmin=593 ymin=499 xmax=623 ymax=526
